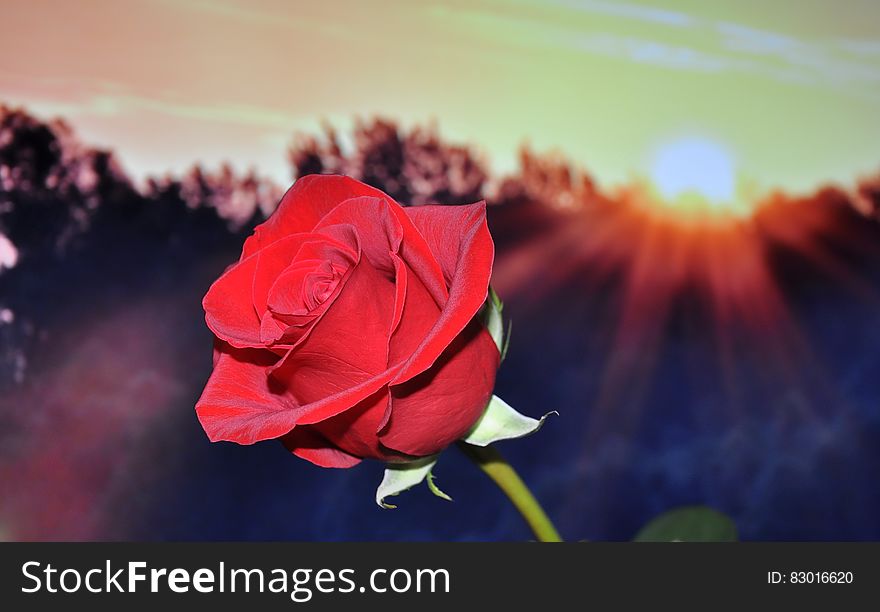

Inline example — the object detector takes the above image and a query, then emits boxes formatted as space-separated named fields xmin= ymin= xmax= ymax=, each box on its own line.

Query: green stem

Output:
xmin=458 ymin=442 xmax=563 ymax=542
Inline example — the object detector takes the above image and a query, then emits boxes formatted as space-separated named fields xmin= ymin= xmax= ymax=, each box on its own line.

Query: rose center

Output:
xmin=299 ymin=260 xmax=346 ymax=312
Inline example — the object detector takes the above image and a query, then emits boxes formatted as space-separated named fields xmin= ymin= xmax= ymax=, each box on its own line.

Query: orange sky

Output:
xmin=2 ymin=0 xmax=880 ymax=193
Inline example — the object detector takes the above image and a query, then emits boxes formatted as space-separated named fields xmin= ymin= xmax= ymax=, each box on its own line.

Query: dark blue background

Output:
xmin=77 ymin=206 xmax=880 ymax=540
xmin=3 ymin=176 xmax=879 ymax=541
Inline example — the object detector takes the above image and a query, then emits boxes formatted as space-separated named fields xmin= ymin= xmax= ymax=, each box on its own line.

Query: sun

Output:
xmin=649 ymin=137 xmax=737 ymax=208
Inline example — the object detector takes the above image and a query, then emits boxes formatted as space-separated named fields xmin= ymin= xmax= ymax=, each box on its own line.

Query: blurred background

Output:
xmin=2 ymin=0 xmax=880 ymax=541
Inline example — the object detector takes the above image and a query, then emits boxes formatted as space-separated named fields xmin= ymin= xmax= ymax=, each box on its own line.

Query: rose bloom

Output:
xmin=196 ymin=175 xmax=499 ymax=467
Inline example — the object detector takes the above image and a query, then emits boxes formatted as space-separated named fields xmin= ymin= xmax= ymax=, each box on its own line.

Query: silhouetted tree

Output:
xmin=0 ymin=105 xmax=136 ymax=259
xmin=288 ymin=117 xmax=488 ymax=205
xmin=494 ymin=145 xmax=598 ymax=209
xmin=0 ymin=105 xmax=279 ymax=386
xmin=856 ymin=171 xmax=880 ymax=219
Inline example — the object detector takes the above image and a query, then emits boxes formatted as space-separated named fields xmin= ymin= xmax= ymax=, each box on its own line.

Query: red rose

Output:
xmin=195 ymin=174 xmax=499 ymax=467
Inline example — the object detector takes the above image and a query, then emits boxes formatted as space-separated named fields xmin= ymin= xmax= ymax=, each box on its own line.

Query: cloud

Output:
xmin=0 ymin=72 xmax=304 ymax=132
xmin=469 ymin=0 xmax=880 ymax=97
xmin=151 ymin=0 xmax=364 ymax=39
xmin=542 ymin=0 xmax=695 ymax=28
xmin=86 ymin=94 xmax=303 ymax=130
xmin=717 ymin=22 xmax=880 ymax=86
xmin=838 ymin=38 xmax=880 ymax=57
xmin=564 ymin=32 xmax=754 ymax=73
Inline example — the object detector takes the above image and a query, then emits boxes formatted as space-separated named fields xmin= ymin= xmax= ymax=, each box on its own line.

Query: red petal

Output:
xmin=261 ymin=261 xmax=354 ymax=348
xmin=311 ymin=389 xmax=397 ymax=461
xmin=316 ymin=194 xmax=450 ymax=306
xmin=280 ymin=427 xmax=362 ymax=468
xmin=388 ymin=254 xmax=407 ymax=346
xmin=388 ymin=259 xmax=441 ymax=366
xmin=393 ymin=202 xmax=495 ymax=383
xmin=380 ymin=320 xmax=499 ymax=456
xmin=313 ymin=196 xmax=402 ymax=275
xmin=288 ymin=364 xmax=402 ymax=427
xmin=204 ymin=233 xmax=329 ymax=349
xmin=195 ymin=342 xmax=305 ymax=444
xmin=242 ymin=175 xmax=389 ymax=259
xmin=203 ymin=254 xmax=262 ymax=349
xmin=272 ymin=256 xmax=396 ymax=422
xmin=252 ymin=225 xmax=359 ymax=315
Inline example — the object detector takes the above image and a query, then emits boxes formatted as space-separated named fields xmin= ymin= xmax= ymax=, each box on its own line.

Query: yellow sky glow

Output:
xmin=1 ymin=0 xmax=879 ymax=194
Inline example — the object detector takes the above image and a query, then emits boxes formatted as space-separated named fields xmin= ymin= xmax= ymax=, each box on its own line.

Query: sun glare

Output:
xmin=650 ymin=137 xmax=737 ymax=207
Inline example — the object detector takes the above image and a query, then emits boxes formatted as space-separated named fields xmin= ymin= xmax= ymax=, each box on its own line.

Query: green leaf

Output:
xmin=633 ymin=506 xmax=738 ymax=542
xmin=462 ymin=394 xmax=556 ymax=447
xmin=375 ymin=456 xmax=438 ymax=509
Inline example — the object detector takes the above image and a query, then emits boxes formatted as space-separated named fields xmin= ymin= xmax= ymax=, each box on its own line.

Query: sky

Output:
xmin=2 ymin=0 xmax=880 ymax=194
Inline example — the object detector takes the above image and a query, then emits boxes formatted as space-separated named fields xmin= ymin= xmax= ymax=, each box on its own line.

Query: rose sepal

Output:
xmin=461 ymin=394 xmax=556 ymax=447
xmin=376 ymin=455 xmax=451 ymax=509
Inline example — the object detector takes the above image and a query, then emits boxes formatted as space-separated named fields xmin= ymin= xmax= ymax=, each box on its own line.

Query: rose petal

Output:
xmin=313 ymin=196 xmax=402 ymax=275
xmin=376 ymin=259 xmax=441 ymax=433
xmin=272 ymin=256 xmax=396 ymax=419
xmin=290 ymin=363 xmax=403 ymax=427
xmin=380 ymin=319 xmax=499 ymax=456
xmin=255 ymin=226 xmax=361 ymax=347
xmin=315 ymin=195 xmax=450 ymax=306
xmin=204 ymin=233 xmax=326 ymax=348
xmin=259 ymin=312 xmax=287 ymax=346
xmin=310 ymin=389 xmax=400 ymax=461
xmin=195 ymin=342 xmax=304 ymax=444
xmin=387 ymin=259 xmax=442 ymax=367
xmin=393 ymin=202 xmax=495 ymax=384
xmin=253 ymin=225 xmax=359 ymax=315
xmin=242 ymin=175 xmax=389 ymax=259
xmin=261 ymin=261 xmax=355 ymax=348
xmin=388 ymin=253 xmax=408 ymax=352
xmin=404 ymin=202 xmax=490 ymax=285
xmin=280 ymin=426 xmax=362 ymax=468
xmin=267 ymin=258 xmax=349 ymax=316
xmin=197 ymin=342 xmax=406 ymax=447
xmin=202 ymin=253 xmax=263 ymax=348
